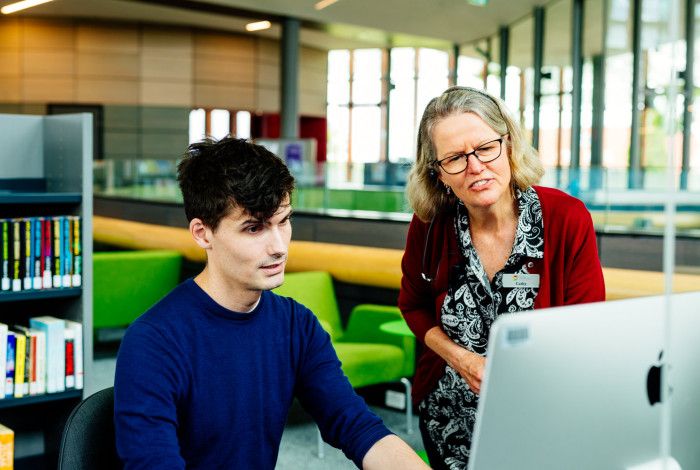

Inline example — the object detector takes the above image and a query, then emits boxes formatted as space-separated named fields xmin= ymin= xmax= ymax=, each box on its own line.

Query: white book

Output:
xmin=28 ymin=316 xmax=65 ymax=393
xmin=64 ymin=320 xmax=83 ymax=390
xmin=0 ymin=324 xmax=6 ymax=399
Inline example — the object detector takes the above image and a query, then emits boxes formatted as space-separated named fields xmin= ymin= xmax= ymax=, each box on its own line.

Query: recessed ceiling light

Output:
xmin=1 ymin=0 xmax=55 ymax=14
xmin=245 ymin=20 xmax=272 ymax=32
xmin=468 ymin=0 xmax=488 ymax=6
xmin=315 ymin=0 xmax=340 ymax=10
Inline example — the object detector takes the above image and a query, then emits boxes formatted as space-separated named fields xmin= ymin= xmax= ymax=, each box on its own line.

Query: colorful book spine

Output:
xmin=32 ymin=218 xmax=42 ymax=289
xmin=62 ymin=216 xmax=72 ymax=288
xmin=42 ymin=217 xmax=52 ymax=289
xmin=12 ymin=333 xmax=25 ymax=399
xmin=23 ymin=219 xmax=31 ymax=290
xmin=34 ymin=330 xmax=46 ymax=395
xmin=64 ymin=329 xmax=75 ymax=389
xmin=0 ymin=325 xmax=6 ymax=400
xmin=71 ymin=216 xmax=82 ymax=287
xmin=1 ymin=220 xmax=9 ymax=291
xmin=64 ymin=320 xmax=83 ymax=390
xmin=52 ymin=217 xmax=62 ymax=288
xmin=11 ymin=220 xmax=21 ymax=292
xmin=4 ymin=334 xmax=14 ymax=398
xmin=0 ymin=423 xmax=13 ymax=470
xmin=28 ymin=332 xmax=37 ymax=395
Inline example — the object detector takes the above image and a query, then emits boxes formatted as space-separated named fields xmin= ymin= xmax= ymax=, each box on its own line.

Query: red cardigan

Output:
xmin=398 ymin=186 xmax=606 ymax=405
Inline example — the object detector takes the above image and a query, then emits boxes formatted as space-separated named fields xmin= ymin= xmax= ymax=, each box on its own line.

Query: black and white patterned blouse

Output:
xmin=419 ymin=186 xmax=544 ymax=469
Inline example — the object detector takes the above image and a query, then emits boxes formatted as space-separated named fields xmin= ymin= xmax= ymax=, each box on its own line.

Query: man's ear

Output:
xmin=190 ymin=218 xmax=212 ymax=249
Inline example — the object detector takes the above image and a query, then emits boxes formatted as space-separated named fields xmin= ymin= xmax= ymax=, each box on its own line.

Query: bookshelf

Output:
xmin=0 ymin=113 xmax=93 ymax=469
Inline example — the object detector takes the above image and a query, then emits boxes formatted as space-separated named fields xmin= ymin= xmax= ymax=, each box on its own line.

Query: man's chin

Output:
xmin=262 ymin=272 xmax=285 ymax=291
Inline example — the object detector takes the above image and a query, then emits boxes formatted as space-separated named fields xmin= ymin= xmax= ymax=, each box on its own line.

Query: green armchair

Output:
xmin=273 ymin=271 xmax=416 ymax=455
xmin=93 ymin=250 xmax=182 ymax=342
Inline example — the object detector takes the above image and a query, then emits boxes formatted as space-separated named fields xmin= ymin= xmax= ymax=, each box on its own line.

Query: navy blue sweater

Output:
xmin=114 ymin=279 xmax=391 ymax=469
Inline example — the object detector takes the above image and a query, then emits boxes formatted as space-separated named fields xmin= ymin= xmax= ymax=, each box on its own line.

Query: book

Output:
xmin=62 ymin=216 xmax=72 ymax=288
xmin=52 ymin=217 xmax=61 ymax=288
xmin=29 ymin=316 xmax=65 ymax=393
xmin=64 ymin=329 xmax=75 ymax=389
xmin=0 ymin=423 xmax=13 ymax=470
xmin=33 ymin=330 xmax=46 ymax=395
xmin=14 ymin=327 xmax=34 ymax=396
xmin=4 ymin=334 xmax=14 ymax=398
xmin=42 ymin=217 xmax=52 ymax=289
xmin=12 ymin=332 xmax=25 ymax=398
xmin=11 ymin=220 xmax=21 ymax=292
xmin=71 ymin=216 xmax=82 ymax=287
xmin=64 ymin=320 xmax=83 ymax=390
xmin=32 ymin=218 xmax=42 ymax=289
xmin=0 ymin=325 xmax=6 ymax=399
xmin=23 ymin=219 xmax=31 ymax=291
xmin=1 ymin=220 xmax=9 ymax=291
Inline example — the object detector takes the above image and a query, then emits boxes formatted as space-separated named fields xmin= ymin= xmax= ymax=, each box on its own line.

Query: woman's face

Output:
xmin=432 ymin=112 xmax=512 ymax=212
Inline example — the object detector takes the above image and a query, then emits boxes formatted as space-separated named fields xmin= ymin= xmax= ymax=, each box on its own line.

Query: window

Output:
xmin=188 ymin=109 xmax=252 ymax=144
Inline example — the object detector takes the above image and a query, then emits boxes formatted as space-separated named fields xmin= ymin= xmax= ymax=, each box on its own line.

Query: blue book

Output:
xmin=5 ymin=333 xmax=15 ymax=398
xmin=62 ymin=217 xmax=72 ymax=288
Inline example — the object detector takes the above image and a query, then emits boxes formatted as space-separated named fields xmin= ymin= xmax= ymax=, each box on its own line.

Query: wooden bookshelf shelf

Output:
xmin=0 ymin=390 xmax=83 ymax=410
xmin=0 ymin=288 xmax=82 ymax=303
xmin=0 ymin=192 xmax=82 ymax=204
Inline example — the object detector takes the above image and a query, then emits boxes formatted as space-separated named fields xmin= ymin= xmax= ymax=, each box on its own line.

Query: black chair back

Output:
xmin=58 ymin=387 xmax=121 ymax=470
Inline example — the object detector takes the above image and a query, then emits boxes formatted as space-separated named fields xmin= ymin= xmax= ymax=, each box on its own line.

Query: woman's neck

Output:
xmin=467 ymin=194 xmax=518 ymax=233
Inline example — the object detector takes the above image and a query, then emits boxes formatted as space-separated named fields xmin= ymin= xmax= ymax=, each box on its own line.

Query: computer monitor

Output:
xmin=468 ymin=295 xmax=668 ymax=470
xmin=669 ymin=292 xmax=700 ymax=469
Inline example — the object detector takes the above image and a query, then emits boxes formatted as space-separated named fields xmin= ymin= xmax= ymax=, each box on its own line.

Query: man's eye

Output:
xmin=246 ymin=225 xmax=262 ymax=234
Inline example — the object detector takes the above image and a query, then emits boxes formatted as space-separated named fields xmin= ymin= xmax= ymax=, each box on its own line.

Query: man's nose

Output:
xmin=268 ymin=228 xmax=287 ymax=258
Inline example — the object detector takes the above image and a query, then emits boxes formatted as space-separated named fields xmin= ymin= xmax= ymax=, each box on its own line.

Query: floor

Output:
xmin=92 ymin=348 xmax=424 ymax=469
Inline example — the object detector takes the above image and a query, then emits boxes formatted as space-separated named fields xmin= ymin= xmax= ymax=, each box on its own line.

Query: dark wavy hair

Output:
xmin=177 ymin=137 xmax=295 ymax=231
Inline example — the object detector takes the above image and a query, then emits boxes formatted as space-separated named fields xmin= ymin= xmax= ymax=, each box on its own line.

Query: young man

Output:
xmin=114 ymin=137 xmax=429 ymax=469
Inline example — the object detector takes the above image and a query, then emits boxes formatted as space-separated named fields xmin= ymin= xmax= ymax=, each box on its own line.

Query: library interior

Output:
xmin=0 ymin=0 xmax=699 ymax=468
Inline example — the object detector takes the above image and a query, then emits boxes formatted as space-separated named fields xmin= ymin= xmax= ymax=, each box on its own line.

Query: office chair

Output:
xmin=58 ymin=386 xmax=122 ymax=470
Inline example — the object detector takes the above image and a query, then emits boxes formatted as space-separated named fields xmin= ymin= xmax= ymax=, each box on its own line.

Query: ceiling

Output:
xmin=7 ymin=0 xmax=549 ymax=51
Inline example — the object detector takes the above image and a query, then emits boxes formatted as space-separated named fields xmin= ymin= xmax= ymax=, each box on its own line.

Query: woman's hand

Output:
xmin=424 ymin=325 xmax=487 ymax=394
xmin=451 ymin=348 xmax=486 ymax=394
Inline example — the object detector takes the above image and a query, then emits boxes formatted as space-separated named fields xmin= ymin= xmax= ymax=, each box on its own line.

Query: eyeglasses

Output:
xmin=434 ymin=137 xmax=505 ymax=175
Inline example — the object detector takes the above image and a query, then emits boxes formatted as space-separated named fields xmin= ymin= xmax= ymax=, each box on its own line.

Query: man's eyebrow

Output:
xmin=239 ymin=217 xmax=261 ymax=226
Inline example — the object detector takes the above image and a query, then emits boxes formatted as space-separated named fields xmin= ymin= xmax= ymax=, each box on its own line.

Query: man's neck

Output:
xmin=194 ymin=267 xmax=261 ymax=313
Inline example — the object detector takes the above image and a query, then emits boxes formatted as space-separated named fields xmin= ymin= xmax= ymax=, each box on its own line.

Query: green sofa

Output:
xmin=93 ymin=250 xmax=182 ymax=342
xmin=273 ymin=271 xmax=416 ymax=455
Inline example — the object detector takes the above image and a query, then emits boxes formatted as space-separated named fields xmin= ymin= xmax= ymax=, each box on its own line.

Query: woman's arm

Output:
xmin=424 ymin=326 xmax=486 ymax=394
xmin=398 ymin=215 xmax=441 ymax=343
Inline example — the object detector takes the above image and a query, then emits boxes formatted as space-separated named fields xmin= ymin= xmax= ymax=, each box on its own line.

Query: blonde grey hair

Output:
xmin=406 ymin=86 xmax=544 ymax=222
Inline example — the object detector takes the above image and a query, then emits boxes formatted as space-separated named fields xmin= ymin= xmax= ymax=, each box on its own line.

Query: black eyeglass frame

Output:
xmin=433 ymin=136 xmax=506 ymax=175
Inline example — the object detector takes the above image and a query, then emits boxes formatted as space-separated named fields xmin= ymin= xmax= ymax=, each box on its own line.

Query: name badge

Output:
xmin=502 ymin=273 xmax=540 ymax=289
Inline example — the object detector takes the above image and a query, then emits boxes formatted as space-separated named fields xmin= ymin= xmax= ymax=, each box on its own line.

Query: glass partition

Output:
xmin=94 ymin=158 xmax=700 ymax=239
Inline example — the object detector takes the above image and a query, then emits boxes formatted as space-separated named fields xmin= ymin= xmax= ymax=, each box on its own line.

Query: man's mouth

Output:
xmin=260 ymin=259 xmax=286 ymax=269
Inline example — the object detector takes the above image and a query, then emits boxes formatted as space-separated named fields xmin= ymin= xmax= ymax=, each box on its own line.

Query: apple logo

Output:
xmin=646 ymin=350 xmax=663 ymax=406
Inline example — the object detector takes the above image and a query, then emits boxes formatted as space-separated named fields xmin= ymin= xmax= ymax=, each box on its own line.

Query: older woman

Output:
xmin=398 ymin=86 xmax=606 ymax=469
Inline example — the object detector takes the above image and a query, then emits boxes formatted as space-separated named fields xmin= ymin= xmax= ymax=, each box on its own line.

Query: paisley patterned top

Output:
xmin=419 ymin=187 xmax=544 ymax=469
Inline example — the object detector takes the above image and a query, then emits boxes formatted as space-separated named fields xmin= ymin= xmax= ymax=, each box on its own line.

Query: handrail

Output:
xmin=93 ymin=216 xmax=700 ymax=298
